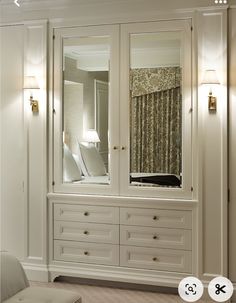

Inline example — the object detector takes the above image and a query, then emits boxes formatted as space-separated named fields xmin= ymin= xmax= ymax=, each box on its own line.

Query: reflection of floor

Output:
xmin=30 ymin=281 xmax=210 ymax=303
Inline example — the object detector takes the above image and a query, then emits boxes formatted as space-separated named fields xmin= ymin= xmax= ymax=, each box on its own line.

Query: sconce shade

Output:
xmin=201 ymin=70 xmax=220 ymax=85
xmin=84 ymin=129 xmax=100 ymax=143
xmin=24 ymin=76 xmax=39 ymax=89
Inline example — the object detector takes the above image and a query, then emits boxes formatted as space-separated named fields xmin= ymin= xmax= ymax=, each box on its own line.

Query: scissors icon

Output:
xmin=215 ymin=284 xmax=226 ymax=295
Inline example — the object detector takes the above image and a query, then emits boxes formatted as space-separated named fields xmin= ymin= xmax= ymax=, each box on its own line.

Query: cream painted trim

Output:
xmin=197 ymin=7 xmax=228 ymax=279
xmin=48 ymin=263 xmax=187 ymax=287
xmin=49 ymin=11 xmax=195 ymax=30
xmin=23 ymin=20 xmax=48 ymax=265
xmin=48 ymin=193 xmax=199 ymax=209
xmin=23 ymin=263 xmax=49 ymax=282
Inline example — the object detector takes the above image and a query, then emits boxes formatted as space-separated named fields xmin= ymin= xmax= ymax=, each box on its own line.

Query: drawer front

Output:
xmin=54 ymin=240 xmax=119 ymax=266
xmin=54 ymin=221 xmax=119 ymax=244
xmin=54 ymin=204 xmax=119 ymax=224
xmin=120 ymin=225 xmax=192 ymax=250
xmin=120 ymin=246 xmax=192 ymax=273
xmin=120 ymin=208 xmax=192 ymax=229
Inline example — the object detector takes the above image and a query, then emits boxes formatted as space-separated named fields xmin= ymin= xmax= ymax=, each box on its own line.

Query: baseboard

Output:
xmin=48 ymin=263 xmax=187 ymax=288
xmin=22 ymin=262 xmax=49 ymax=282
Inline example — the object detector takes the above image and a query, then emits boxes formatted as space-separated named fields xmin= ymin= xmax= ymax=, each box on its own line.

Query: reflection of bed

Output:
xmin=73 ymin=173 xmax=180 ymax=187
xmin=74 ymin=175 xmax=109 ymax=185
xmin=64 ymin=143 xmax=181 ymax=187
xmin=130 ymin=173 xmax=181 ymax=187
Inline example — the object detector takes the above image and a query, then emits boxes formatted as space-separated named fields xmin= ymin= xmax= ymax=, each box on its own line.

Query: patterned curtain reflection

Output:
xmin=130 ymin=87 xmax=182 ymax=175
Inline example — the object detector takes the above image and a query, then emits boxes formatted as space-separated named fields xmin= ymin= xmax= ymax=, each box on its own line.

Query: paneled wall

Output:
xmin=0 ymin=21 xmax=48 ymax=281
xmin=197 ymin=9 xmax=228 ymax=280
xmin=0 ymin=24 xmax=25 ymax=260
xmin=229 ymin=7 xmax=236 ymax=301
xmin=22 ymin=21 xmax=48 ymax=281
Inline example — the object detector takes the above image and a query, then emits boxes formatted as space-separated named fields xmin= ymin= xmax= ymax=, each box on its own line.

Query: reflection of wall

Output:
xmin=95 ymin=80 xmax=109 ymax=169
xmin=64 ymin=82 xmax=83 ymax=154
xmin=64 ymin=57 xmax=108 ymax=140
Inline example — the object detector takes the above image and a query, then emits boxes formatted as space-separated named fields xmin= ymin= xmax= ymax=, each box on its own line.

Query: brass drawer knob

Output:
xmin=152 ymin=257 xmax=158 ymax=262
xmin=113 ymin=146 xmax=118 ymax=150
xmin=153 ymin=235 xmax=158 ymax=240
xmin=153 ymin=216 xmax=159 ymax=220
xmin=84 ymin=251 xmax=89 ymax=256
xmin=121 ymin=146 xmax=126 ymax=150
xmin=84 ymin=212 xmax=89 ymax=216
xmin=84 ymin=230 xmax=89 ymax=235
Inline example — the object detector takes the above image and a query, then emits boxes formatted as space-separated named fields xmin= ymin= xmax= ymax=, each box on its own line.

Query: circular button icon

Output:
xmin=208 ymin=276 xmax=233 ymax=302
xmin=178 ymin=277 xmax=204 ymax=302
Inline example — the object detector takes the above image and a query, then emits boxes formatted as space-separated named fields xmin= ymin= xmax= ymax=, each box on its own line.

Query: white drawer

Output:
xmin=120 ymin=225 xmax=192 ymax=250
xmin=54 ymin=240 xmax=119 ymax=266
xmin=54 ymin=221 xmax=119 ymax=244
xmin=120 ymin=208 xmax=192 ymax=229
xmin=120 ymin=246 xmax=192 ymax=273
xmin=54 ymin=204 xmax=119 ymax=224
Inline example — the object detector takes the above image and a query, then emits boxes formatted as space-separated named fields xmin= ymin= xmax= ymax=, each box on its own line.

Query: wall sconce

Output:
xmin=83 ymin=129 xmax=100 ymax=145
xmin=201 ymin=70 xmax=220 ymax=112
xmin=24 ymin=76 xmax=40 ymax=113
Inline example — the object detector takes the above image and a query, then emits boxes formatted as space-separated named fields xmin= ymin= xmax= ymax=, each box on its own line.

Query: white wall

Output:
xmin=197 ymin=9 xmax=228 ymax=280
xmin=22 ymin=21 xmax=48 ymax=281
xmin=229 ymin=7 xmax=236 ymax=299
xmin=0 ymin=25 xmax=25 ymax=260
xmin=64 ymin=82 xmax=84 ymax=153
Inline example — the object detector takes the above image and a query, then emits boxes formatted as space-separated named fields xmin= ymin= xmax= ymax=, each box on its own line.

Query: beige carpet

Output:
xmin=30 ymin=280 xmax=209 ymax=303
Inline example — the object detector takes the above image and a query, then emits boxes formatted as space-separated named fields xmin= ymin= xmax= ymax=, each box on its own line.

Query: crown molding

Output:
xmin=0 ymin=0 xmax=234 ymax=24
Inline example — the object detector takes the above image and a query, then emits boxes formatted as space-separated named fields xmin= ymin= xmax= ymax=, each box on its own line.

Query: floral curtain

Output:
xmin=130 ymin=67 xmax=182 ymax=175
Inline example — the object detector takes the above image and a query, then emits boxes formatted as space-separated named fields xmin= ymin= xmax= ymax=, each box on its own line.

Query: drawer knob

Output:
xmin=84 ymin=231 xmax=89 ymax=235
xmin=153 ymin=235 xmax=158 ymax=240
xmin=153 ymin=216 xmax=159 ymax=220
xmin=152 ymin=257 xmax=158 ymax=262
xmin=84 ymin=212 xmax=89 ymax=216
xmin=84 ymin=251 xmax=89 ymax=256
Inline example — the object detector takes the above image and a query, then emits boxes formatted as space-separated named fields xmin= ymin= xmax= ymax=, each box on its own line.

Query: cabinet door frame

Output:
xmin=120 ymin=19 xmax=193 ymax=199
xmin=53 ymin=24 xmax=120 ymax=195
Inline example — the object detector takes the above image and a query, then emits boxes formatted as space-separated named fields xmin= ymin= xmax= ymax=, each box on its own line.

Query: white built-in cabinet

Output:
xmin=53 ymin=19 xmax=193 ymax=199
xmin=49 ymin=17 xmax=196 ymax=287
xmin=49 ymin=198 xmax=195 ymax=286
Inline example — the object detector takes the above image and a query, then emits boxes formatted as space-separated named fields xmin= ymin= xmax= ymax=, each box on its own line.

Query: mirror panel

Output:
xmin=129 ymin=32 xmax=182 ymax=188
xmin=62 ymin=35 xmax=110 ymax=185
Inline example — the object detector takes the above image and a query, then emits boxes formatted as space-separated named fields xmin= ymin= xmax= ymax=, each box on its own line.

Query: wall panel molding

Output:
xmin=0 ymin=24 xmax=25 ymax=260
xmin=24 ymin=20 xmax=48 ymax=265
xmin=197 ymin=8 xmax=228 ymax=279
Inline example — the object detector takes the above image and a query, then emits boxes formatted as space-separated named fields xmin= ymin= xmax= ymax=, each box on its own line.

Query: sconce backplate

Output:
xmin=208 ymin=95 xmax=217 ymax=112
xmin=30 ymin=100 xmax=39 ymax=113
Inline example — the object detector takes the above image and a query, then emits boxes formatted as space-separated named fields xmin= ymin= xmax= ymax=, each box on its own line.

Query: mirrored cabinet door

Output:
xmin=53 ymin=25 xmax=119 ymax=194
xmin=120 ymin=20 xmax=193 ymax=198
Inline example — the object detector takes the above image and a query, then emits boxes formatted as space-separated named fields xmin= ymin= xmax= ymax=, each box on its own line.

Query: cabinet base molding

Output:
xmin=48 ymin=263 xmax=188 ymax=287
xmin=23 ymin=263 xmax=49 ymax=282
